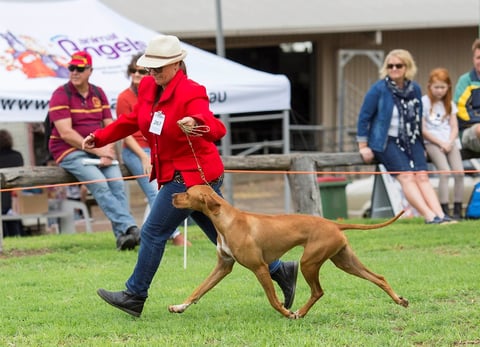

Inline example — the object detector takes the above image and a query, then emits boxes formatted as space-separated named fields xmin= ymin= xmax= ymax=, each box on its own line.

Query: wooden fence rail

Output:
xmin=0 ymin=152 xmax=366 ymax=252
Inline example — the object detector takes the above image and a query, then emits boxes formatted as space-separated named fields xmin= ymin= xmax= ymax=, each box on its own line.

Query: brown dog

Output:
xmin=169 ymin=185 xmax=408 ymax=319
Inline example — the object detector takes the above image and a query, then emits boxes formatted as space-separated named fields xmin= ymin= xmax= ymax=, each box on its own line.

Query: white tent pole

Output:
xmin=183 ymin=218 xmax=188 ymax=269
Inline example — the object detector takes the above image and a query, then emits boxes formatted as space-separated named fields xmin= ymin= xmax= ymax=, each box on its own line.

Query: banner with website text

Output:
xmin=0 ymin=0 xmax=290 ymax=122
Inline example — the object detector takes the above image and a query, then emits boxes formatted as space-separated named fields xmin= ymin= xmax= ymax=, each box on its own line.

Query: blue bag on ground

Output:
xmin=465 ymin=182 xmax=480 ymax=219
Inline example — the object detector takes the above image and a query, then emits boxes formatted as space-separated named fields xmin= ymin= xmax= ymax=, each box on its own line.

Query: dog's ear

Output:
xmin=204 ymin=193 xmax=221 ymax=215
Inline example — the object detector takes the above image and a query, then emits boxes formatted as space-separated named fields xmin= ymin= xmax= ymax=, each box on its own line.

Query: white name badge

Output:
xmin=149 ymin=111 xmax=165 ymax=135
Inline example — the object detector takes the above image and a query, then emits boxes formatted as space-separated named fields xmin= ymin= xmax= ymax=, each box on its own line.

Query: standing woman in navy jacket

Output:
xmin=356 ymin=49 xmax=452 ymax=224
xmin=83 ymin=35 xmax=298 ymax=317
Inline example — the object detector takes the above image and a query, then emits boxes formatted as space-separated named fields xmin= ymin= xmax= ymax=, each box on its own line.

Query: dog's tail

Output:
xmin=337 ymin=210 xmax=405 ymax=231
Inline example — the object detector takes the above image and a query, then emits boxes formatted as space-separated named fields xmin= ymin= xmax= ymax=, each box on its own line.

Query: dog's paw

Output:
xmin=168 ymin=303 xmax=189 ymax=313
xmin=399 ymin=297 xmax=409 ymax=308
xmin=286 ymin=310 xmax=302 ymax=320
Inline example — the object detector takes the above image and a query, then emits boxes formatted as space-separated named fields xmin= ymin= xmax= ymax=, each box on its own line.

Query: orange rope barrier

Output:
xmin=0 ymin=174 xmax=144 ymax=193
xmin=224 ymin=169 xmax=478 ymax=176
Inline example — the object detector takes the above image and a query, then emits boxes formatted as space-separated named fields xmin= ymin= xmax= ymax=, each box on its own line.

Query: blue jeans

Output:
xmin=122 ymin=146 xmax=181 ymax=239
xmin=125 ymin=177 xmax=282 ymax=298
xmin=122 ymin=147 xmax=157 ymax=207
xmin=59 ymin=150 xmax=136 ymax=238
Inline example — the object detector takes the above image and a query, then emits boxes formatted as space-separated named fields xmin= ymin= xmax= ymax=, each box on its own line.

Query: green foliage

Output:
xmin=0 ymin=218 xmax=479 ymax=346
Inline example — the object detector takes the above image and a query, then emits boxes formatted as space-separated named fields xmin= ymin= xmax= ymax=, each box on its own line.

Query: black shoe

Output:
xmin=126 ymin=226 xmax=141 ymax=245
xmin=97 ymin=288 xmax=146 ymax=317
xmin=452 ymin=213 xmax=463 ymax=221
xmin=453 ymin=202 xmax=463 ymax=220
xmin=440 ymin=203 xmax=450 ymax=216
xmin=116 ymin=233 xmax=137 ymax=251
xmin=270 ymin=261 xmax=298 ymax=309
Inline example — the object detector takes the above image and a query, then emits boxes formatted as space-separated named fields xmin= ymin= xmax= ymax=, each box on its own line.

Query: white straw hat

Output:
xmin=137 ymin=35 xmax=187 ymax=68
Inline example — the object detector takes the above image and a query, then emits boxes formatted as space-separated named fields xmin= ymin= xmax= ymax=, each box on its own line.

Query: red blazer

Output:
xmin=93 ymin=71 xmax=226 ymax=187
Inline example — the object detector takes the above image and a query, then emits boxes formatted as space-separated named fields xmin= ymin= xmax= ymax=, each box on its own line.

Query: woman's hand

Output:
xmin=141 ymin=155 xmax=152 ymax=176
xmin=177 ymin=115 xmax=210 ymax=136
xmin=359 ymin=146 xmax=375 ymax=164
xmin=178 ymin=116 xmax=196 ymax=127
xmin=177 ymin=116 xmax=197 ymax=134
xmin=82 ymin=133 xmax=96 ymax=150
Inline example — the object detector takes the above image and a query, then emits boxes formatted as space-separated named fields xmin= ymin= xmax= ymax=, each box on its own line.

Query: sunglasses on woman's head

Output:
xmin=68 ymin=65 xmax=89 ymax=73
xmin=129 ymin=68 xmax=148 ymax=75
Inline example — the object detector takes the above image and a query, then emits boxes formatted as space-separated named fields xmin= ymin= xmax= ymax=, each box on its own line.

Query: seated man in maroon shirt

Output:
xmin=47 ymin=51 xmax=140 ymax=250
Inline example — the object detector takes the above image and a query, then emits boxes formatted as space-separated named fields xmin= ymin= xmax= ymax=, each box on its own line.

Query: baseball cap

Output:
xmin=69 ymin=51 xmax=92 ymax=67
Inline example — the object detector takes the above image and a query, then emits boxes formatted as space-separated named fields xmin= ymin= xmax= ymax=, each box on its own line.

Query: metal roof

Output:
xmin=100 ymin=0 xmax=480 ymax=38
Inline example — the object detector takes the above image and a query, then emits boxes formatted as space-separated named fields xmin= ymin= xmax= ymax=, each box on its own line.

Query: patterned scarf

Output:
xmin=385 ymin=77 xmax=421 ymax=168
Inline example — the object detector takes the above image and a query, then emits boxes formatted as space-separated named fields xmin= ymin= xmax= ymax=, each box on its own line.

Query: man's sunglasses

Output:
xmin=68 ymin=65 xmax=90 ymax=73
xmin=129 ymin=68 xmax=148 ymax=75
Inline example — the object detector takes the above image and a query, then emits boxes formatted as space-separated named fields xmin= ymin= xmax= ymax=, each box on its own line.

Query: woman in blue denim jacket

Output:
xmin=356 ymin=49 xmax=453 ymax=224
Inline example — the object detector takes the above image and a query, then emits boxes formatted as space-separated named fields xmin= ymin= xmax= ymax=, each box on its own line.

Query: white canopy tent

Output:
xmin=0 ymin=0 xmax=290 ymax=122
xmin=0 ymin=0 xmax=292 ymax=215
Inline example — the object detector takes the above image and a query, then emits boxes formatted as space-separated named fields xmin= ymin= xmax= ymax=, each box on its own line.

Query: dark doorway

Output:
xmin=218 ymin=43 xmax=315 ymax=152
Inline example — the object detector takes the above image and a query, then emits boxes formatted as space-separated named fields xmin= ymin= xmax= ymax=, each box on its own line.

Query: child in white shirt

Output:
xmin=422 ymin=68 xmax=464 ymax=220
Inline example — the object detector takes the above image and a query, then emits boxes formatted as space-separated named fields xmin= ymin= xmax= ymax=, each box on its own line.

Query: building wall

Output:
xmin=186 ymin=26 xmax=477 ymax=151
xmin=314 ymin=27 xmax=476 ymax=151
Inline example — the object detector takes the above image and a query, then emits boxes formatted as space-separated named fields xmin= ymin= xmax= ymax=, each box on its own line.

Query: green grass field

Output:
xmin=1 ymin=217 xmax=479 ymax=347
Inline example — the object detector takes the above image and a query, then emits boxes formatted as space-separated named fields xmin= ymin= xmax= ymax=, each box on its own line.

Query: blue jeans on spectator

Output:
xmin=59 ymin=150 xmax=137 ymax=238
xmin=122 ymin=146 xmax=181 ymax=239
xmin=125 ymin=177 xmax=282 ymax=298
xmin=122 ymin=147 xmax=157 ymax=206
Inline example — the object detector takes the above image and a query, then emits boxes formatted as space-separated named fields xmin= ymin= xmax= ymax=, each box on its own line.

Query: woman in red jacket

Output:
xmin=118 ymin=53 xmax=190 ymax=246
xmin=83 ymin=35 xmax=298 ymax=317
